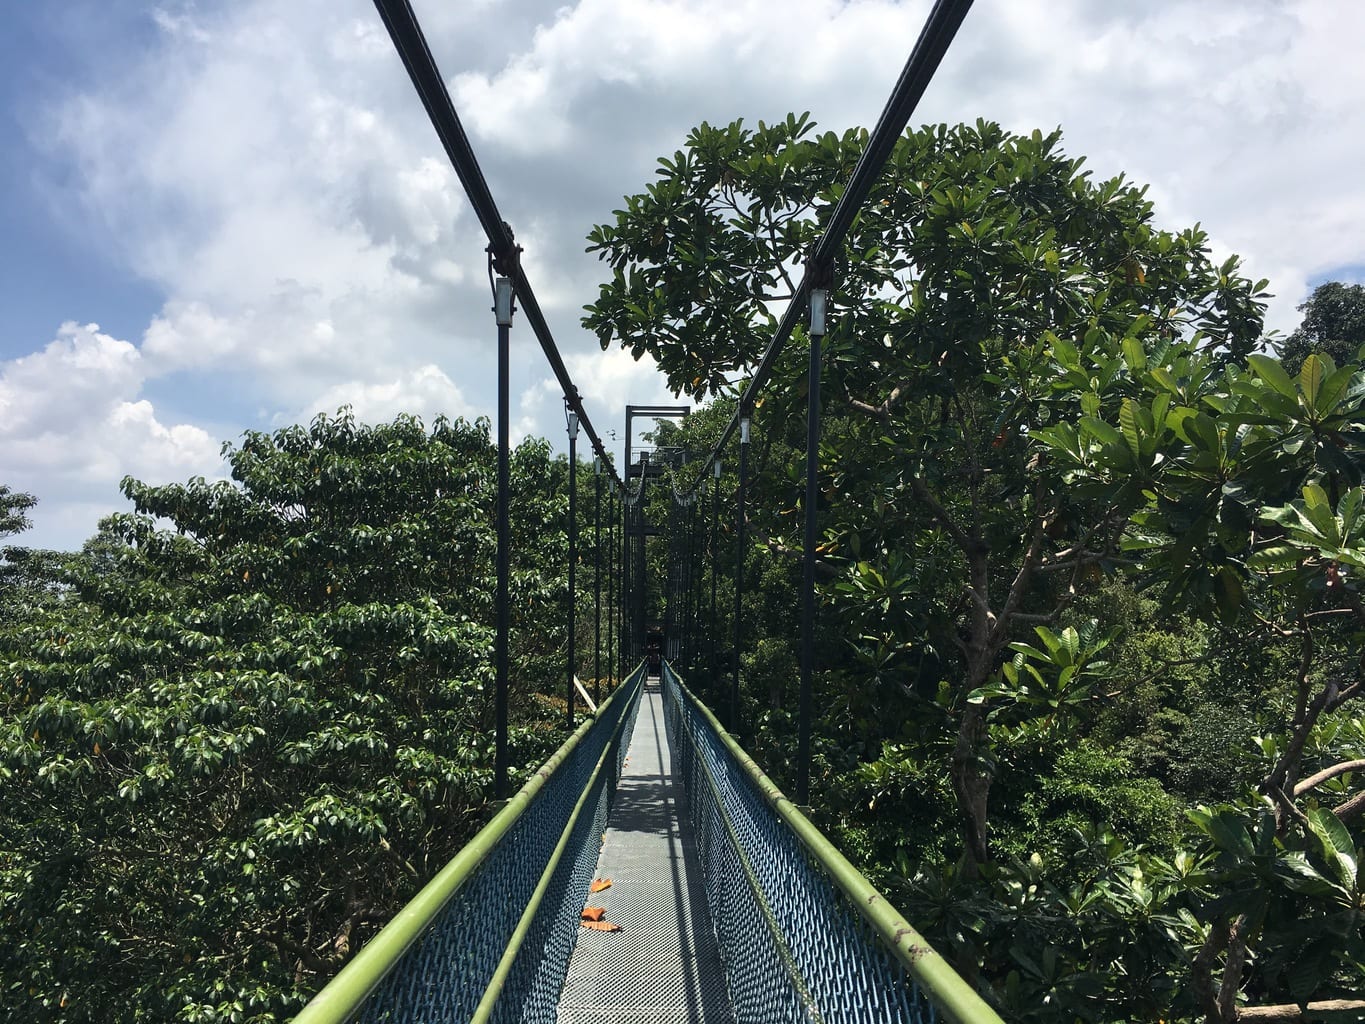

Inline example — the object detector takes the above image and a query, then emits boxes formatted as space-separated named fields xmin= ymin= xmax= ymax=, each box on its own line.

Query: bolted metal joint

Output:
xmin=487 ymin=228 xmax=522 ymax=278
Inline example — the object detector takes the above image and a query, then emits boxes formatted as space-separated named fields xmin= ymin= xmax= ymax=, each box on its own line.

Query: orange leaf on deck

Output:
xmin=580 ymin=919 xmax=621 ymax=932
xmin=590 ymin=879 xmax=613 ymax=893
xmin=581 ymin=906 xmax=606 ymax=922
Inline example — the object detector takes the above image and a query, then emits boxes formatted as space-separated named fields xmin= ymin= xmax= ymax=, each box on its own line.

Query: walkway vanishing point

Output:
xmin=294 ymin=664 xmax=1004 ymax=1024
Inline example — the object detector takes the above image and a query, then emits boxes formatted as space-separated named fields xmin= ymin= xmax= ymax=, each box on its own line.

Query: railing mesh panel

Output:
xmin=662 ymin=665 xmax=938 ymax=1024
xmin=354 ymin=667 xmax=642 ymax=1024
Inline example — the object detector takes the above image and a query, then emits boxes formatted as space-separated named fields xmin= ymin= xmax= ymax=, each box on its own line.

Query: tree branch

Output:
xmin=1294 ymin=759 xmax=1365 ymax=797
xmin=991 ymin=507 xmax=1054 ymax=646
xmin=908 ymin=474 xmax=979 ymax=556
xmin=845 ymin=382 xmax=913 ymax=422
xmin=745 ymin=525 xmax=845 ymax=580
xmin=1217 ymin=914 xmax=1250 ymax=1024
xmin=1237 ymin=1000 xmax=1365 ymax=1022
xmin=1191 ymin=918 xmax=1230 ymax=1024
xmin=1332 ymin=787 xmax=1365 ymax=823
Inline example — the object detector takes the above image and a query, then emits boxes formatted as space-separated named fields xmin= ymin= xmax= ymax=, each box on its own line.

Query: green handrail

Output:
xmin=468 ymin=667 xmax=640 ymax=1022
xmin=294 ymin=664 xmax=645 ymax=1024
xmin=670 ymin=668 xmax=1005 ymax=1024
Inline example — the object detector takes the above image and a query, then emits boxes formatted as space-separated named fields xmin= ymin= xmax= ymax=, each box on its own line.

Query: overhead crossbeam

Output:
xmin=371 ymin=0 xmax=623 ymax=478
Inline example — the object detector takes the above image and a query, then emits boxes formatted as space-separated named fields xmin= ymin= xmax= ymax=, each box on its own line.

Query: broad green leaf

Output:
xmin=1300 ymin=483 xmax=1341 ymax=545
xmin=1150 ymin=367 xmax=1180 ymax=395
xmin=1121 ymin=336 xmax=1147 ymax=373
xmin=1247 ymin=543 xmax=1303 ymax=569
xmin=1314 ymin=364 xmax=1355 ymax=417
xmin=1052 ymin=335 xmax=1079 ymax=369
xmin=1119 ymin=399 xmax=1141 ymax=458
xmin=1339 ymin=487 xmax=1364 ymax=536
xmin=1185 ymin=413 xmax=1220 ymax=455
xmin=1081 ymin=417 xmax=1122 ymax=449
xmin=1300 ymin=353 xmax=1330 ymax=409
xmin=1307 ymin=806 xmax=1358 ymax=891
xmin=1248 ymin=353 xmax=1297 ymax=399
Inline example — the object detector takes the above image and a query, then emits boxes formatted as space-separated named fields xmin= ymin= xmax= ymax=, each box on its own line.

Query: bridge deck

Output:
xmin=556 ymin=676 xmax=734 ymax=1024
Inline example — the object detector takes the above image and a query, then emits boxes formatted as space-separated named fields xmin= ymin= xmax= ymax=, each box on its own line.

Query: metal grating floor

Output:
xmin=556 ymin=678 xmax=735 ymax=1024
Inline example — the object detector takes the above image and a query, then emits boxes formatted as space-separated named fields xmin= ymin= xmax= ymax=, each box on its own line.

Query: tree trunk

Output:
xmin=952 ymin=702 xmax=992 ymax=875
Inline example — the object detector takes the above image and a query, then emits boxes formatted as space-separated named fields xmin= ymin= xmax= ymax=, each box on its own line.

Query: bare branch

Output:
xmin=745 ymin=525 xmax=844 ymax=581
xmin=844 ymin=382 xmax=913 ymax=422
xmin=1332 ymin=787 xmax=1365 ymax=823
xmin=1005 ymin=611 xmax=1062 ymax=625
xmin=1237 ymin=1000 xmax=1365 ymax=1022
xmin=1191 ymin=918 xmax=1230 ymax=1024
xmin=1217 ymin=914 xmax=1249 ymax=1024
xmin=908 ymin=474 xmax=978 ymax=556
xmin=378 ymin=836 xmax=419 ymax=880
xmin=991 ymin=507 xmax=1054 ymax=645
xmin=1294 ymin=759 xmax=1365 ymax=797
xmin=1303 ymin=608 xmax=1355 ymax=621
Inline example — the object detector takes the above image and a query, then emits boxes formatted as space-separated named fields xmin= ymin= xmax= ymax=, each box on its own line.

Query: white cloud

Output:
xmin=12 ymin=0 xmax=1365 ymax=551
xmin=300 ymin=364 xmax=474 ymax=425
xmin=0 ymin=323 xmax=222 ymax=547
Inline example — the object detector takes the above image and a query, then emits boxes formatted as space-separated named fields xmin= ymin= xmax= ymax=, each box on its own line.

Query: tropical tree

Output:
xmin=1278 ymin=281 xmax=1365 ymax=376
xmin=0 ymin=412 xmax=578 ymax=1023
xmin=583 ymin=114 xmax=1270 ymax=872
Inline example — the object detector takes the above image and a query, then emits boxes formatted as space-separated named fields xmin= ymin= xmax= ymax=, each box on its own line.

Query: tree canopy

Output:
xmin=0 ymin=412 xmax=588 ymax=1022
xmin=585 ymin=115 xmax=1364 ymax=1021
xmin=1278 ymin=281 xmax=1365 ymax=376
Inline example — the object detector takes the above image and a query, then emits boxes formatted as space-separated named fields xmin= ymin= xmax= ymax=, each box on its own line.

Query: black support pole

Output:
xmin=593 ymin=460 xmax=602 ymax=703
xmin=710 ymin=460 xmax=720 ymax=694
xmin=798 ymin=289 xmax=828 ymax=806
xmin=731 ymin=413 xmax=750 ymax=735
xmin=494 ymin=275 xmax=513 ymax=799
xmin=622 ymin=489 xmax=631 ymax=665
xmin=608 ymin=483 xmax=616 ymax=686
xmin=566 ymin=406 xmax=578 ymax=729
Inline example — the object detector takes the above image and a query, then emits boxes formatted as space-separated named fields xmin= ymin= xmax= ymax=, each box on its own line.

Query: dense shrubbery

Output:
xmin=0 ymin=413 xmax=599 ymax=1022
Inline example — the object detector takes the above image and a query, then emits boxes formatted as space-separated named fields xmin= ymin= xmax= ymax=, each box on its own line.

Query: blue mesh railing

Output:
xmin=295 ymin=663 xmax=645 ymax=1024
xmin=662 ymin=664 xmax=1004 ymax=1024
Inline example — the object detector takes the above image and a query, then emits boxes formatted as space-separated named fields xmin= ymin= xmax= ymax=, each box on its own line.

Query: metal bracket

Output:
xmin=487 ymin=222 xmax=522 ymax=279
xmin=804 ymin=251 xmax=835 ymax=291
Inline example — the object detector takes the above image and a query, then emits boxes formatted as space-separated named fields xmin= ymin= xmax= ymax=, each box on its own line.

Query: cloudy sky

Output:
xmin=2 ymin=0 xmax=1363 ymax=550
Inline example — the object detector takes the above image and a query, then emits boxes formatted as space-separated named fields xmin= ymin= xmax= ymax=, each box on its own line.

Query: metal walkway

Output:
xmin=557 ymin=676 xmax=734 ymax=1024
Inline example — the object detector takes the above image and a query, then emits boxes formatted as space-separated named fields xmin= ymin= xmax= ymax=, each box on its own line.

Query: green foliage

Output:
xmin=1278 ymin=281 xmax=1365 ymax=376
xmin=0 ymin=412 xmax=583 ymax=1022
xmin=594 ymin=114 xmax=1365 ymax=1019
xmin=1014 ymin=742 xmax=1183 ymax=856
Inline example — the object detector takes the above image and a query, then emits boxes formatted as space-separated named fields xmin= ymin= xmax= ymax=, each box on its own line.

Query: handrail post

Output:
xmin=494 ymin=274 xmax=514 ymax=799
xmin=798 ymin=286 xmax=828 ymax=806
xmin=566 ymin=402 xmax=579 ymax=728
xmin=731 ymin=411 xmax=750 ymax=735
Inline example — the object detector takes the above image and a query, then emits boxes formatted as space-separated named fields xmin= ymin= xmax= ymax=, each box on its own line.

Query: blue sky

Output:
xmin=3 ymin=0 xmax=1365 ymax=551
xmin=1 ymin=6 xmax=163 ymax=353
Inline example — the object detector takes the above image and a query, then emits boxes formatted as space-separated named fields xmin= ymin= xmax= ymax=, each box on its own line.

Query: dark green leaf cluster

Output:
xmin=0 ymin=412 xmax=586 ymax=1022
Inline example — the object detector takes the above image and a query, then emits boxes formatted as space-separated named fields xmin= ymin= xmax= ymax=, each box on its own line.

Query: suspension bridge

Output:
xmin=294 ymin=0 xmax=1003 ymax=1020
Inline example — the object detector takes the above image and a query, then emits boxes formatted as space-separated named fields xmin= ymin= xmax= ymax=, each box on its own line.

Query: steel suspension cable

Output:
xmin=371 ymin=0 xmax=624 ymax=479
xmin=677 ymin=0 xmax=976 ymax=497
